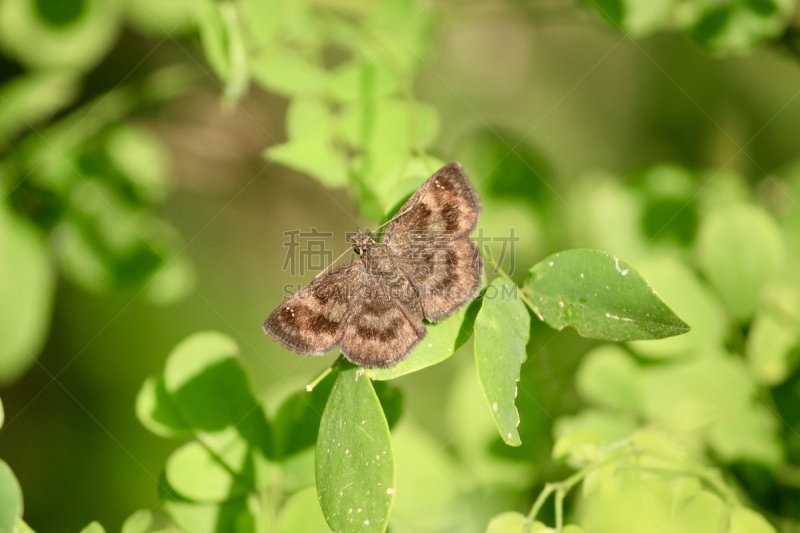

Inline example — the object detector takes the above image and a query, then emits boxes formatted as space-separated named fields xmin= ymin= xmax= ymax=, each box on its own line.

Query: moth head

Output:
xmin=351 ymin=229 xmax=374 ymax=255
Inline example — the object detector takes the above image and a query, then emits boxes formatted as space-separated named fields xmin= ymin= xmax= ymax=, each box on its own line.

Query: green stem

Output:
xmin=306 ymin=356 xmax=342 ymax=391
xmin=527 ymin=482 xmax=557 ymax=521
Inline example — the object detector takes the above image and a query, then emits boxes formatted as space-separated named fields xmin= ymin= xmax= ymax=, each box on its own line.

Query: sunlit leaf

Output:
xmin=104 ymin=125 xmax=170 ymax=205
xmin=0 ymin=203 xmax=54 ymax=384
xmin=525 ymin=249 xmax=690 ymax=341
xmin=728 ymin=507 xmax=776 ymax=533
xmin=0 ymin=0 xmax=122 ymax=70
xmin=474 ymin=279 xmax=530 ymax=446
xmin=329 ymin=60 xmax=400 ymax=102
xmin=165 ymin=429 xmax=253 ymax=502
xmin=696 ymin=203 xmax=785 ymax=321
xmin=250 ymin=48 xmax=329 ymax=97
xmin=271 ymin=371 xmax=336 ymax=459
xmin=0 ymin=72 xmax=79 ymax=149
xmin=576 ymin=345 xmax=642 ymax=413
xmin=316 ymin=365 xmax=395 ymax=532
xmin=0 ymin=460 xmax=22 ymax=533
xmin=626 ymin=256 xmax=727 ymax=359
xmin=78 ymin=521 xmax=106 ymax=533
xmin=390 ymin=421 xmax=470 ymax=531
xmin=367 ymin=299 xmax=480 ymax=380
xmin=486 ymin=512 xmax=526 ymax=533
xmin=127 ymin=0 xmax=203 ymax=37
xmin=277 ymin=487 xmax=330 ymax=533
xmin=121 ymin=509 xmax=153 ymax=533
xmin=135 ymin=375 xmax=191 ymax=438
xmin=163 ymin=332 xmax=271 ymax=456
xmin=746 ymin=298 xmax=800 ymax=385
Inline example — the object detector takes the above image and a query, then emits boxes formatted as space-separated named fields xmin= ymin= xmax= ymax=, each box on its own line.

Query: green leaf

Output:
xmin=126 ymin=0 xmax=203 ymax=36
xmin=316 ymin=365 xmax=395 ymax=532
xmin=367 ymin=298 xmax=480 ymax=380
xmin=707 ymin=404 xmax=783 ymax=468
xmin=486 ymin=512 xmax=527 ymax=533
xmin=728 ymin=507 xmax=776 ymax=533
xmin=163 ymin=332 xmax=271 ymax=456
xmin=264 ymin=141 xmax=349 ymax=188
xmin=746 ymin=298 xmax=800 ymax=385
xmin=696 ymin=203 xmax=785 ymax=321
xmin=329 ymin=60 xmax=400 ymax=102
xmin=553 ymin=409 xmax=637 ymax=464
xmin=390 ymin=421 xmax=470 ymax=531
xmin=163 ymin=495 xmax=262 ymax=533
xmin=165 ymin=429 xmax=253 ymax=502
xmin=364 ymin=0 xmax=435 ymax=75
xmin=579 ymin=469 xmax=727 ymax=533
xmin=264 ymin=97 xmax=349 ymax=188
xmin=0 ymin=202 xmax=54 ymax=384
xmin=14 ymin=518 xmax=36 ymax=533
xmin=626 ymin=256 xmax=727 ymax=359
xmin=277 ymin=487 xmax=330 ymax=533
xmin=0 ymin=72 xmax=79 ymax=148
xmin=640 ymin=351 xmax=750 ymax=430
xmin=78 ymin=522 xmax=105 ymax=533
xmin=135 ymin=375 xmax=191 ymax=438
xmin=576 ymin=345 xmax=642 ymax=412
xmin=121 ymin=510 xmax=153 ymax=533
xmin=474 ymin=279 xmax=530 ymax=446
xmin=688 ymin=0 xmax=794 ymax=53
xmin=0 ymin=0 xmax=122 ymax=70
xmin=586 ymin=0 xmax=673 ymax=36
xmin=0 ymin=460 xmax=22 ymax=533
xmin=271 ymin=372 xmax=336 ymax=459
xmin=250 ymin=47 xmax=329 ymax=97
xmin=197 ymin=0 xmax=232 ymax=81
xmin=104 ymin=125 xmax=170 ymax=205
xmin=339 ymin=99 xmax=439 ymax=153
xmin=525 ymin=249 xmax=690 ymax=341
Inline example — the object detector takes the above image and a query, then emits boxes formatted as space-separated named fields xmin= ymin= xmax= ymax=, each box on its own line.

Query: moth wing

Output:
xmin=383 ymin=163 xmax=483 ymax=322
xmin=339 ymin=270 xmax=427 ymax=368
xmin=391 ymin=237 xmax=482 ymax=322
xmin=382 ymin=162 xmax=481 ymax=247
xmin=263 ymin=262 xmax=359 ymax=355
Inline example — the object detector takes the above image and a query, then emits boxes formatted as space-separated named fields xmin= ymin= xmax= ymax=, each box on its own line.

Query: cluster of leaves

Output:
xmin=581 ymin=0 xmax=796 ymax=53
xmin=541 ymin=162 xmax=800 ymax=527
xmin=0 ymin=0 xmax=200 ymax=383
xmin=198 ymin=0 xmax=441 ymax=219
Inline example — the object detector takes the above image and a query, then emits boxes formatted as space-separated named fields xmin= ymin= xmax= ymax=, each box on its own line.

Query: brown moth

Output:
xmin=263 ymin=162 xmax=483 ymax=368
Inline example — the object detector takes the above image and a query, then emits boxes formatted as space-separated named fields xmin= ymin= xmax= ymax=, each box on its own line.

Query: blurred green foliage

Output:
xmin=2 ymin=0 xmax=800 ymax=532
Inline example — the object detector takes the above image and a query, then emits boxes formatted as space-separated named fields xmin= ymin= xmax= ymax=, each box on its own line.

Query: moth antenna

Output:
xmin=313 ymin=247 xmax=351 ymax=279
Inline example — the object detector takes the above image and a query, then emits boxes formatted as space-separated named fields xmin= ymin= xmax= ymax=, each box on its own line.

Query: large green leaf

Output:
xmin=316 ymin=365 xmax=395 ymax=532
xmin=0 ymin=202 xmax=54 ymax=384
xmin=525 ymin=250 xmax=689 ymax=341
xmin=474 ymin=279 xmax=530 ymax=446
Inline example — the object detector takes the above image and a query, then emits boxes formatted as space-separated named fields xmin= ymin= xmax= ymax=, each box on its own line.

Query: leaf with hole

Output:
xmin=525 ymin=249 xmax=690 ymax=341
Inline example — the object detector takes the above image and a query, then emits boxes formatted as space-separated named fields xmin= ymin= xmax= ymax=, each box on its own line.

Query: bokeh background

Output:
xmin=2 ymin=0 xmax=800 ymax=531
